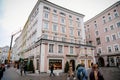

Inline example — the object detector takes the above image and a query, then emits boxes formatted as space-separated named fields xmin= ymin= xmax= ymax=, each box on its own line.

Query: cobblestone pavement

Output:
xmin=1 ymin=67 xmax=120 ymax=80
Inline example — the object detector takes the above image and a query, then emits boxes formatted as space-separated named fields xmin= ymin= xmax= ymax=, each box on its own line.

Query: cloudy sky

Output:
xmin=0 ymin=0 xmax=119 ymax=47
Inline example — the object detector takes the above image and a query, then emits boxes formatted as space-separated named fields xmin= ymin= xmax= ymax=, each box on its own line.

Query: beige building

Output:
xmin=85 ymin=1 xmax=120 ymax=67
xmin=14 ymin=0 xmax=95 ymax=73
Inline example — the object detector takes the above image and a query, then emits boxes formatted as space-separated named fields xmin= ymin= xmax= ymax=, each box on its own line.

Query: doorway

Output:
xmin=98 ymin=57 xmax=105 ymax=67
xmin=70 ymin=60 xmax=75 ymax=71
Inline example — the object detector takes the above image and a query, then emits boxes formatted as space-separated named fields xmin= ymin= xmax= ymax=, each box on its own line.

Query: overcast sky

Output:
xmin=0 ymin=0 xmax=119 ymax=47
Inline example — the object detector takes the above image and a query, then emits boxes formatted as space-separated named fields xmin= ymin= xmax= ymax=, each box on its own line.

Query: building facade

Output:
xmin=14 ymin=0 xmax=95 ymax=73
xmin=85 ymin=1 xmax=120 ymax=67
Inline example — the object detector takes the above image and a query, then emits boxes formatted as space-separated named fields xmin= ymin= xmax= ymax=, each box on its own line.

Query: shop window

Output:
xmin=49 ymin=59 xmax=62 ymax=70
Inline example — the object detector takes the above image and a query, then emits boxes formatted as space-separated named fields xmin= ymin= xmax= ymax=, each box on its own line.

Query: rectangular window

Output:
xmin=53 ymin=15 xmax=58 ymax=21
xmin=108 ymin=46 xmax=112 ymax=52
xmin=118 ymin=32 xmax=120 ymax=38
xmin=114 ymin=12 xmax=119 ymax=18
xmin=43 ymin=22 xmax=49 ymax=29
xmin=69 ymin=20 xmax=73 ymax=26
xmin=77 ymin=22 xmax=80 ymax=27
xmin=49 ymin=59 xmax=62 ymax=70
xmin=43 ymin=34 xmax=48 ymax=39
xmin=104 ymin=27 xmax=108 ymax=32
xmin=96 ymin=37 xmax=101 ymax=45
xmin=70 ymin=29 xmax=74 ymax=35
xmin=78 ymin=31 xmax=80 ymax=36
xmin=106 ymin=36 xmax=110 ymax=42
xmin=44 ymin=12 xmax=49 ymax=19
xmin=61 ymin=26 xmax=66 ymax=33
xmin=108 ymin=16 xmax=112 ymax=21
xmin=95 ymin=31 xmax=99 ymax=36
xmin=112 ymin=34 xmax=116 ymax=40
xmin=53 ymin=36 xmax=57 ymax=40
xmin=114 ymin=45 xmax=119 ymax=52
xmin=116 ymin=22 xmax=120 ymax=28
xmin=61 ymin=17 xmax=65 ymax=24
xmin=110 ymin=25 xmax=114 ymax=30
xmin=98 ymin=48 xmax=101 ymax=54
xmin=62 ymin=37 xmax=66 ymax=42
xmin=53 ymin=24 xmax=58 ymax=31
xmin=49 ymin=44 xmax=54 ymax=53
xmin=58 ymin=45 xmax=63 ymax=53
xmin=94 ymin=24 xmax=97 ymax=29
xmin=70 ymin=46 xmax=73 ymax=54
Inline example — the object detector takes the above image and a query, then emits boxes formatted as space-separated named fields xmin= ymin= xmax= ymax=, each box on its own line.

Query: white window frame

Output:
xmin=61 ymin=17 xmax=65 ymax=24
xmin=116 ymin=21 xmax=120 ymax=28
xmin=69 ymin=19 xmax=73 ymax=26
xmin=107 ymin=45 xmax=112 ymax=53
xmin=114 ymin=11 xmax=119 ymax=18
xmin=58 ymin=44 xmax=64 ymax=53
xmin=111 ymin=33 xmax=117 ymax=41
xmin=97 ymin=47 xmax=102 ymax=54
xmin=70 ymin=28 xmax=74 ymax=35
xmin=108 ymin=15 xmax=112 ymax=21
xmin=117 ymin=32 xmax=120 ymax=38
xmin=48 ymin=43 xmax=55 ymax=53
xmin=44 ymin=11 xmax=49 ymax=19
xmin=104 ymin=27 xmax=108 ymax=32
xmin=113 ymin=44 xmax=119 ymax=52
xmin=52 ymin=23 xmax=58 ymax=32
xmin=52 ymin=14 xmax=58 ymax=22
xmin=61 ymin=25 xmax=66 ymax=33
xmin=69 ymin=46 xmax=74 ymax=54
xmin=43 ymin=21 xmax=49 ymax=30
xmin=109 ymin=24 xmax=114 ymax=30
xmin=105 ymin=35 xmax=110 ymax=42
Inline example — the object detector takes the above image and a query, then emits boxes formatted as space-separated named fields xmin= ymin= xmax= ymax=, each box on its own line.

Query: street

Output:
xmin=1 ymin=67 xmax=120 ymax=80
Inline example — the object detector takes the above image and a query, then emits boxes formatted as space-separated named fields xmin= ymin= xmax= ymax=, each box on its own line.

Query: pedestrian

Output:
xmin=77 ymin=63 xmax=88 ymax=80
xmin=67 ymin=63 xmax=75 ymax=79
xmin=49 ymin=64 xmax=55 ymax=77
xmin=20 ymin=63 xmax=24 ymax=76
xmin=89 ymin=64 xmax=104 ymax=80
xmin=23 ymin=63 xmax=27 ymax=75
xmin=0 ymin=64 xmax=3 ymax=80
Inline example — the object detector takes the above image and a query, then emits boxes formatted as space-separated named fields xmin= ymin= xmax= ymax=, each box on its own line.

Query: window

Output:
xmin=108 ymin=46 xmax=112 ymax=52
xmin=53 ymin=24 xmax=58 ymax=31
xmin=69 ymin=20 xmax=73 ymax=26
xmin=70 ymin=39 xmax=74 ymax=43
xmin=62 ymin=37 xmax=66 ymax=42
xmin=77 ymin=22 xmax=80 ymax=27
xmin=112 ymin=34 xmax=116 ymax=40
xmin=104 ymin=27 xmax=108 ymax=32
xmin=118 ymin=32 xmax=120 ymax=38
xmin=102 ymin=16 xmax=106 ymax=24
xmin=53 ymin=15 xmax=58 ymax=21
xmin=98 ymin=48 xmax=101 ymax=54
xmin=61 ymin=26 xmax=66 ymax=33
xmin=70 ymin=46 xmax=73 ymax=54
xmin=110 ymin=25 xmax=114 ymax=30
xmin=78 ymin=31 xmax=80 ymax=36
xmin=116 ymin=22 xmax=120 ymax=28
xmin=70 ymin=29 xmax=74 ymax=35
xmin=96 ymin=37 xmax=101 ymax=45
xmin=95 ymin=31 xmax=99 ymax=36
xmin=43 ymin=22 xmax=49 ymax=29
xmin=49 ymin=44 xmax=54 ymax=53
xmin=106 ymin=36 xmax=110 ymax=42
xmin=114 ymin=11 xmax=119 ymax=18
xmin=43 ymin=34 xmax=48 ymax=39
xmin=108 ymin=15 xmax=112 ymax=21
xmin=49 ymin=59 xmax=62 ymax=70
xmin=58 ymin=45 xmax=63 ymax=53
xmin=53 ymin=9 xmax=57 ymax=13
xmin=114 ymin=45 xmax=119 ymax=52
xmin=44 ymin=12 xmax=49 ymax=19
xmin=53 ymin=36 xmax=57 ymax=40
xmin=61 ymin=17 xmax=65 ymax=24
xmin=94 ymin=24 xmax=97 ymax=29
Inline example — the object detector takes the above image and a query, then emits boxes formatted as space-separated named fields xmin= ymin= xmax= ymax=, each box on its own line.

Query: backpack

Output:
xmin=77 ymin=69 xmax=84 ymax=80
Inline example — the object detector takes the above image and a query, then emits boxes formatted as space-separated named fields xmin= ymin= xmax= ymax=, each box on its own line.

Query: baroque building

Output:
xmin=85 ymin=1 xmax=120 ymax=67
xmin=14 ymin=0 xmax=95 ymax=73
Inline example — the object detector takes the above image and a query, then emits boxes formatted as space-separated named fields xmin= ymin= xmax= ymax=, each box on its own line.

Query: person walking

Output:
xmin=89 ymin=64 xmax=104 ymax=80
xmin=49 ymin=64 xmax=55 ymax=77
xmin=77 ymin=64 xmax=88 ymax=80
xmin=20 ymin=63 xmax=24 ymax=76
xmin=23 ymin=63 xmax=27 ymax=75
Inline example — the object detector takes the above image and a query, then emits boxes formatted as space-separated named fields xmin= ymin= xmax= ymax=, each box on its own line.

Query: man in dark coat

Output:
xmin=50 ymin=64 xmax=55 ymax=76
